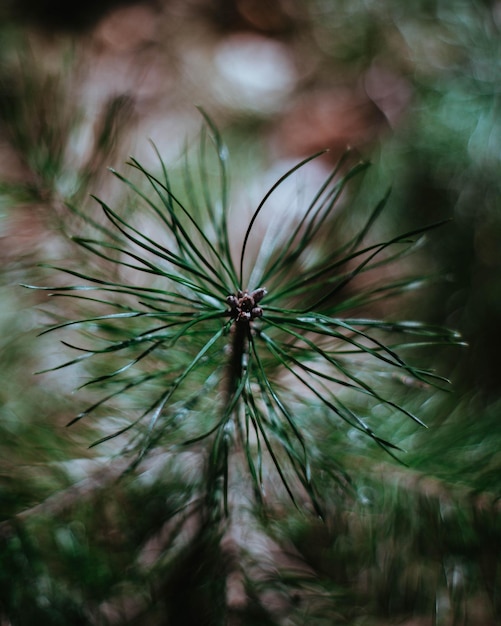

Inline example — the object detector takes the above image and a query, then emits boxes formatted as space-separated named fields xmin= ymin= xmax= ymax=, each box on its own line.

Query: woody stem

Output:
xmin=227 ymin=319 xmax=249 ymax=452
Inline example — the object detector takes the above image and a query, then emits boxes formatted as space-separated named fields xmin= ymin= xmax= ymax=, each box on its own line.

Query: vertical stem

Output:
xmin=223 ymin=319 xmax=251 ymax=622
xmin=226 ymin=319 xmax=249 ymax=452
xmin=205 ymin=317 xmax=250 ymax=520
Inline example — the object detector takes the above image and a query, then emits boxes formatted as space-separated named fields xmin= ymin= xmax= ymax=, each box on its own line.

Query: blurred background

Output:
xmin=1 ymin=1 xmax=500 ymax=624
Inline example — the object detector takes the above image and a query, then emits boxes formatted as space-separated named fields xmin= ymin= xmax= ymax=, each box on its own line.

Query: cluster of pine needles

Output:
xmin=23 ymin=111 xmax=463 ymax=522
xmin=2 ymin=55 xmax=495 ymax=621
